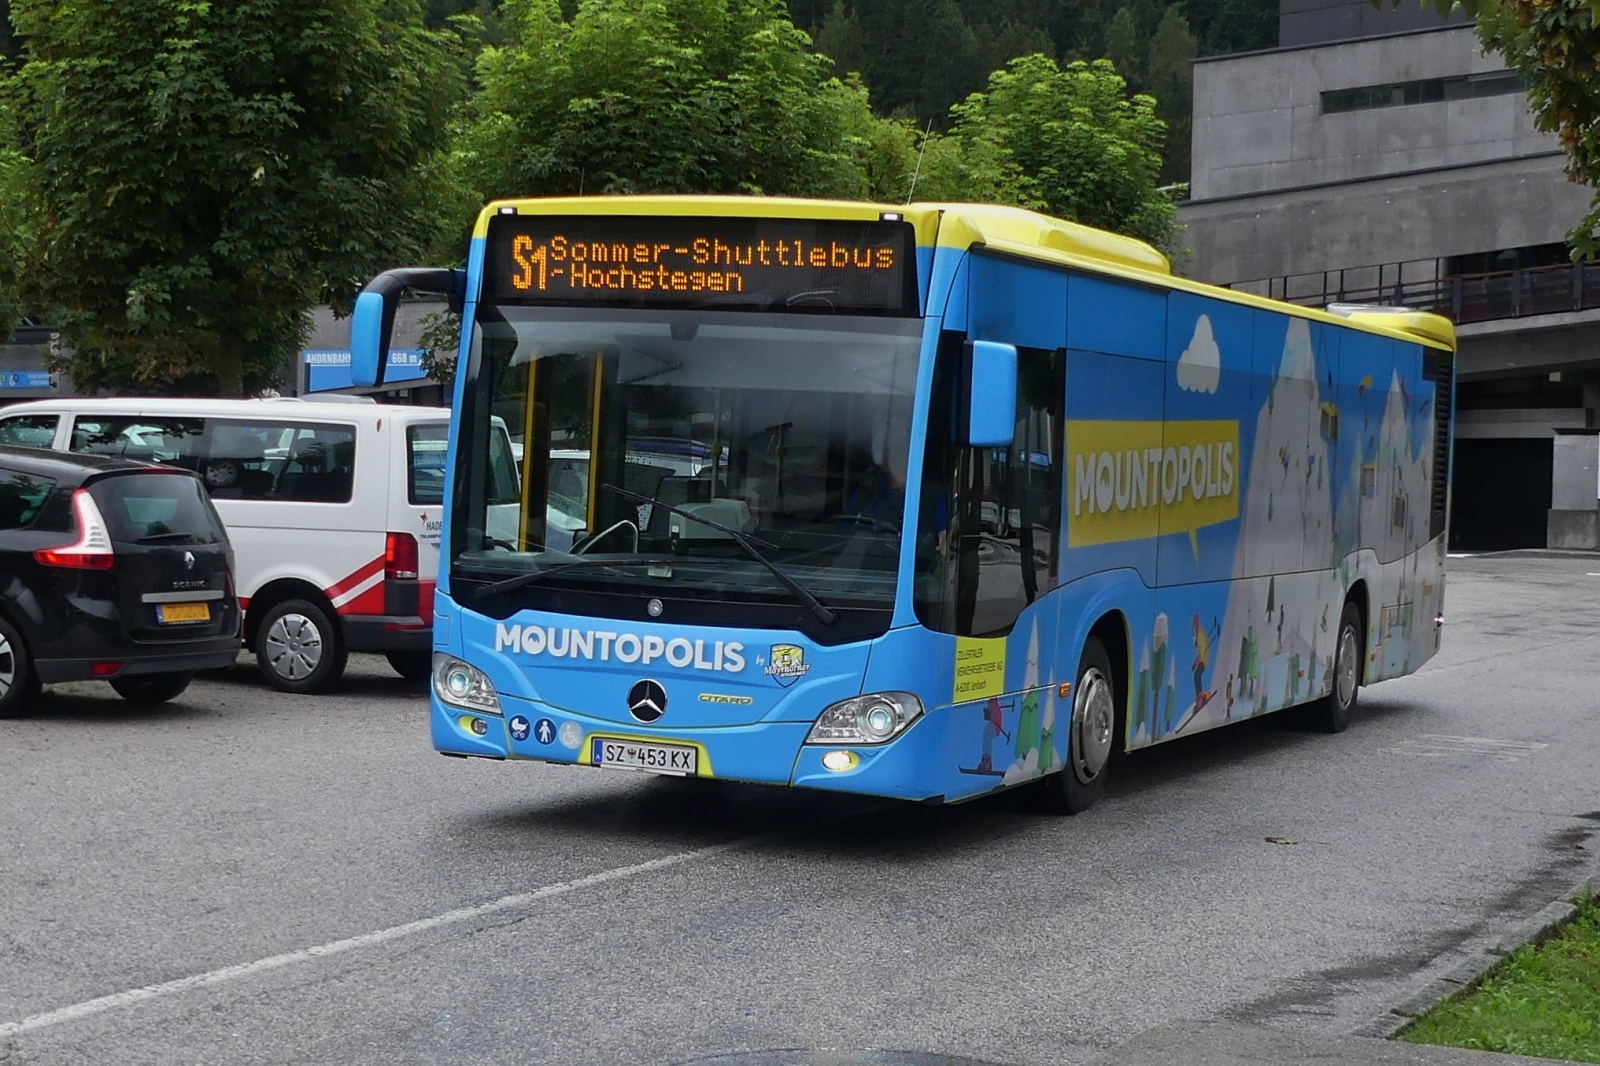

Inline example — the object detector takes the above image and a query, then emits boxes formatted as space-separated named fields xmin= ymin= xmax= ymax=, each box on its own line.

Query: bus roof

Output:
xmin=474 ymin=195 xmax=1456 ymax=353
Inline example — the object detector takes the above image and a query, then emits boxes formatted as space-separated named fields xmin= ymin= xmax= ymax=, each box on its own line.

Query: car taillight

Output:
xmin=385 ymin=531 xmax=419 ymax=581
xmin=34 ymin=489 xmax=116 ymax=570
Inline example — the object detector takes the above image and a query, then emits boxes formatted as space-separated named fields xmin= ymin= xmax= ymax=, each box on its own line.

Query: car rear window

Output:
xmin=0 ymin=470 xmax=55 ymax=529
xmin=87 ymin=473 xmax=227 ymax=545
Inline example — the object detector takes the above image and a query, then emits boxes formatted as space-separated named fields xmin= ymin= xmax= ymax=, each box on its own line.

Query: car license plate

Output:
xmin=591 ymin=738 xmax=698 ymax=776
xmin=157 ymin=602 xmax=211 ymax=624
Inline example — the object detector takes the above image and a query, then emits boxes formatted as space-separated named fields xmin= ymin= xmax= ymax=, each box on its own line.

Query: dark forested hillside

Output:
xmin=787 ymin=0 xmax=1276 ymax=127
xmin=419 ymin=0 xmax=1276 ymax=183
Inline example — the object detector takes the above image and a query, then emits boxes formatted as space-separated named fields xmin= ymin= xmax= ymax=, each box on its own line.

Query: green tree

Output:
xmin=1105 ymin=6 xmax=1144 ymax=82
xmin=1147 ymin=4 xmax=1196 ymax=184
xmin=9 ymin=0 xmax=468 ymax=396
xmin=458 ymin=0 xmax=911 ymax=203
xmin=919 ymin=54 xmax=1177 ymax=248
xmin=814 ymin=0 xmax=866 ymax=79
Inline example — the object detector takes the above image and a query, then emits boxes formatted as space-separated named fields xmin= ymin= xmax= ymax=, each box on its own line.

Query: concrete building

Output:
xmin=1179 ymin=0 xmax=1600 ymax=550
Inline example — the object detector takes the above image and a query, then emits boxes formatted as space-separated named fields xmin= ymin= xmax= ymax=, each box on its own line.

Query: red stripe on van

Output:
xmin=337 ymin=583 xmax=386 ymax=617
xmin=326 ymin=555 xmax=387 ymax=601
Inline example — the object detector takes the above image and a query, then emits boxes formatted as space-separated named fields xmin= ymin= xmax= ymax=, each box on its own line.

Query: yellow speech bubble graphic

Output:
xmin=1066 ymin=420 xmax=1241 ymax=549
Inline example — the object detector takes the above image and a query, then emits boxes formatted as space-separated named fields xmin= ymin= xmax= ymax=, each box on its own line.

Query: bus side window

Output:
xmin=914 ymin=333 xmax=1062 ymax=637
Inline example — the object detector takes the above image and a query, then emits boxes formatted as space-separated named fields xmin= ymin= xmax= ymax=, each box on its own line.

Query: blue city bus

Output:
xmin=351 ymin=197 xmax=1455 ymax=813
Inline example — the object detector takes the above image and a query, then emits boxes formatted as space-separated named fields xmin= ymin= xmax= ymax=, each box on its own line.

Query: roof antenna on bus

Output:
xmin=905 ymin=120 xmax=934 ymax=205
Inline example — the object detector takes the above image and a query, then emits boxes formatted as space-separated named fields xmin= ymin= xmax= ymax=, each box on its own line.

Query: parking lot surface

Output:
xmin=3 ymin=552 xmax=1598 ymax=1066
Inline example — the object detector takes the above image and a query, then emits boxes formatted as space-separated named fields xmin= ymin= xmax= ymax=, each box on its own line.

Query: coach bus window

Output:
xmin=914 ymin=334 xmax=1062 ymax=637
xmin=452 ymin=305 xmax=922 ymax=640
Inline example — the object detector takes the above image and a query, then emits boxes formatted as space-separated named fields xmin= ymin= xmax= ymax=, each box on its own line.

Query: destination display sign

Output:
xmin=484 ymin=214 xmax=917 ymax=314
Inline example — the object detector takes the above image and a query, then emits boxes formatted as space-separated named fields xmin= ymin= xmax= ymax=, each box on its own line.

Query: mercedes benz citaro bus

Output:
xmin=350 ymin=197 xmax=1456 ymax=813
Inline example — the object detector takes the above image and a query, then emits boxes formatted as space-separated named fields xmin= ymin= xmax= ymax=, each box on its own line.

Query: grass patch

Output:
xmin=1402 ymin=893 xmax=1600 ymax=1063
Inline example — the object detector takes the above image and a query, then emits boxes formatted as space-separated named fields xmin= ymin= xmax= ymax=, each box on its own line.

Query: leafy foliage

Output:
xmin=916 ymin=55 xmax=1178 ymax=249
xmin=8 ymin=0 xmax=469 ymax=394
xmin=456 ymin=0 xmax=913 ymax=203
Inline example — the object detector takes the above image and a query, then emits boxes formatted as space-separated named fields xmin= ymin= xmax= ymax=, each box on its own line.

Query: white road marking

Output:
xmin=1384 ymin=733 xmax=1548 ymax=761
xmin=1446 ymin=553 xmax=1474 ymax=558
xmin=0 ymin=836 xmax=759 ymax=1039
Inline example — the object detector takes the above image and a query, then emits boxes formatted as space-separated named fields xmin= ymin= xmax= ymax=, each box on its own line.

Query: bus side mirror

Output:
xmin=965 ymin=340 xmax=1018 ymax=448
xmin=350 ymin=268 xmax=467 ymax=388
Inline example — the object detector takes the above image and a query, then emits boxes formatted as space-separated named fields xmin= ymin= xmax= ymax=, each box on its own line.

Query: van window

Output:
xmin=203 ymin=420 xmax=355 ymax=503
xmin=87 ymin=472 xmax=227 ymax=545
xmin=70 ymin=417 xmax=204 ymax=465
xmin=0 ymin=469 xmax=55 ymax=529
xmin=408 ymin=425 xmax=448 ymax=505
xmin=409 ymin=423 xmax=518 ymax=506
xmin=0 ymin=414 xmax=59 ymax=448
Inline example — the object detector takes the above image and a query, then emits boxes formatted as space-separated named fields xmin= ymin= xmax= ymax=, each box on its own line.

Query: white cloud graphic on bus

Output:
xmin=1177 ymin=315 xmax=1221 ymax=393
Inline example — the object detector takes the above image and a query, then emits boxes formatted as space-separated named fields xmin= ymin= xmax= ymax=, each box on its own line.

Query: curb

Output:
xmin=1350 ymin=866 xmax=1598 ymax=1040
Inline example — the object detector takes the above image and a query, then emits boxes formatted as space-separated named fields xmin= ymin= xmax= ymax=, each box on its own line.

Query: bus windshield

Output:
xmin=452 ymin=305 xmax=923 ymax=623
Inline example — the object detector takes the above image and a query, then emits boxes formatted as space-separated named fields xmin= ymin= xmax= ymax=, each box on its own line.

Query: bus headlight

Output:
xmin=806 ymin=691 xmax=922 ymax=745
xmin=432 ymin=653 xmax=502 ymax=715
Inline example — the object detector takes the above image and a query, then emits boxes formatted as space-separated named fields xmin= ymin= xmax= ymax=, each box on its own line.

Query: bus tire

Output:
xmin=255 ymin=598 xmax=347 ymax=694
xmin=1035 ymin=635 xmax=1117 ymax=816
xmin=1310 ymin=600 xmax=1363 ymax=733
xmin=0 ymin=616 xmax=41 ymax=718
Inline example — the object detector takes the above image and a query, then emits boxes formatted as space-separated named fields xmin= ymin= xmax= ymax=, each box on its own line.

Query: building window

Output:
xmin=1321 ymin=70 xmax=1524 ymax=114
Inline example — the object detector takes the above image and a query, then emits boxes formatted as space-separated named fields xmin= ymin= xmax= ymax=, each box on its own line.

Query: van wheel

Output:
xmin=386 ymin=651 xmax=433 ymax=683
xmin=0 ymin=617 xmax=41 ymax=718
xmin=1034 ymin=635 xmax=1117 ymax=816
xmin=110 ymin=672 xmax=194 ymax=704
xmin=1308 ymin=600 xmax=1363 ymax=733
xmin=256 ymin=598 xmax=347 ymax=694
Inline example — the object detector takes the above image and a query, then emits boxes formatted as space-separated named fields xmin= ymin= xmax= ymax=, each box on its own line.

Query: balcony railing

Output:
xmin=1228 ymin=259 xmax=1600 ymax=324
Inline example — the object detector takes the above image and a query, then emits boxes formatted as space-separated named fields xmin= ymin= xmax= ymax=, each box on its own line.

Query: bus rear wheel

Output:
xmin=1035 ymin=635 xmax=1117 ymax=815
xmin=1308 ymin=600 xmax=1363 ymax=733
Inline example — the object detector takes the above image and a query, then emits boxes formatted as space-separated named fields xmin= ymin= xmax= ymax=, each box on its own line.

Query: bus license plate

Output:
xmin=591 ymin=738 xmax=697 ymax=776
xmin=157 ymin=602 xmax=211 ymax=624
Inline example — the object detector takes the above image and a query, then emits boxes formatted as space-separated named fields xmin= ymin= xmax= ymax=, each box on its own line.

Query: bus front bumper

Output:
xmin=430 ymin=695 xmax=950 ymax=803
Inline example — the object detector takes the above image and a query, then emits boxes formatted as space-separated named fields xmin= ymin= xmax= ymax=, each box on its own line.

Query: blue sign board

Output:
xmin=0 ymin=370 xmax=53 ymax=390
xmin=303 ymin=348 xmax=428 ymax=392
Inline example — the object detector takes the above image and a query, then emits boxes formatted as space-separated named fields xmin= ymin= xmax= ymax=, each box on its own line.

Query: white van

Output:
xmin=0 ymin=397 xmax=518 ymax=693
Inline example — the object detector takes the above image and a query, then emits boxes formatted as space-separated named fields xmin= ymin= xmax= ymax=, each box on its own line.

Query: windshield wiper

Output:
xmin=137 ymin=531 xmax=197 ymax=543
xmin=469 ymin=557 xmax=660 ymax=601
xmin=601 ymin=483 xmax=837 ymax=626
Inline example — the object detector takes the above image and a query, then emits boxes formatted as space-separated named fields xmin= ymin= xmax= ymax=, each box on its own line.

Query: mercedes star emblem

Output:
xmin=627 ymin=679 xmax=668 ymax=723
xmin=646 ymin=598 xmax=664 ymax=617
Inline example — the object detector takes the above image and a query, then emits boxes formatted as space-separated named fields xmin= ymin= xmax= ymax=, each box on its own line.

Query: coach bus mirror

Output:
xmin=351 ymin=268 xmax=467 ymax=388
xmin=965 ymin=341 xmax=1018 ymax=448
xmin=350 ymin=290 xmax=390 ymax=388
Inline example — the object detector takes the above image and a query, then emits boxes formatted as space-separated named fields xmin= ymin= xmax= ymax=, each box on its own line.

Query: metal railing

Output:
xmin=1228 ymin=259 xmax=1600 ymax=324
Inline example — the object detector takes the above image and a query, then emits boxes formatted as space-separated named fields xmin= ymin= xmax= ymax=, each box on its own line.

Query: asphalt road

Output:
xmin=2 ymin=552 xmax=1598 ymax=1066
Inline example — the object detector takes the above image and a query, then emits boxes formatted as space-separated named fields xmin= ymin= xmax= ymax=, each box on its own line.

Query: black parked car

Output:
xmin=0 ymin=446 xmax=240 ymax=715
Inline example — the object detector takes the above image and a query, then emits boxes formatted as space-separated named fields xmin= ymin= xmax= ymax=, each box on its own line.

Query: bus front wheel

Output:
xmin=1035 ymin=635 xmax=1117 ymax=815
xmin=1309 ymin=600 xmax=1363 ymax=733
